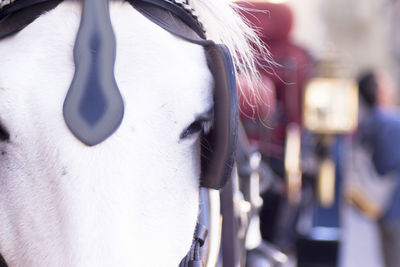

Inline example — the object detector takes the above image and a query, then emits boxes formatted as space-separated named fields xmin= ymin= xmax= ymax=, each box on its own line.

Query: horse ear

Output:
xmin=200 ymin=44 xmax=238 ymax=189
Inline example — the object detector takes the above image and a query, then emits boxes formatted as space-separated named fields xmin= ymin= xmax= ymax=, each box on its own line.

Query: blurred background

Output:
xmin=288 ymin=0 xmax=399 ymax=87
xmin=230 ymin=0 xmax=400 ymax=266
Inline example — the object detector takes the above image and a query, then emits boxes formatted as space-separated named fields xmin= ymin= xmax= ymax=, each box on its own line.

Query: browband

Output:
xmin=0 ymin=0 xmax=207 ymax=42
xmin=129 ymin=0 xmax=206 ymax=39
xmin=0 ymin=0 xmax=62 ymax=38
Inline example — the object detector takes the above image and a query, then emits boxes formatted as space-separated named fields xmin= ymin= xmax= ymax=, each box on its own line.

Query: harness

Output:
xmin=0 ymin=0 xmax=239 ymax=266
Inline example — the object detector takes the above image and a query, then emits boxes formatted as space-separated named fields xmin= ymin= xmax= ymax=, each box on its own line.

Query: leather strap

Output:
xmin=128 ymin=0 xmax=213 ymax=47
xmin=128 ymin=0 xmax=205 ymax=39
xmin=0 ymin=0 xmax=62 ymax=38
xmin=0 ymin=0 xmax=53 ymax=18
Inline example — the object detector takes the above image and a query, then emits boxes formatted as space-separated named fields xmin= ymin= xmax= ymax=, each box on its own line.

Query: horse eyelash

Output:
xmin=180 ymin=118 xmax=211 ymax=140
xmin=202 ymin=119 xmax=212 ymax=134
xmin=0 ymin=123 xmax=9 ymax=141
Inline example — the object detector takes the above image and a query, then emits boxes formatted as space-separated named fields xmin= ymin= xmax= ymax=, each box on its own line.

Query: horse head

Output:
xmin=0 ymin=0 xmax=263 ymax=265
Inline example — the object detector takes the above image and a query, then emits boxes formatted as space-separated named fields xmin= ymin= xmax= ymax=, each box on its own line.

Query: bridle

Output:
xmin=0 ymin=0 xmax=239 ymax=266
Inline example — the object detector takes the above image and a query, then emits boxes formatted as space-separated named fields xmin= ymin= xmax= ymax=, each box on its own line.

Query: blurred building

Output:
xmin=286 ymin=0 xmax=400 ymax=93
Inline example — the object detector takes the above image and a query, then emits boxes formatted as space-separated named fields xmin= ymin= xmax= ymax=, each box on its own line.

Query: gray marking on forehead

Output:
xmin=63 ymin=0 xmax=124 ymax=146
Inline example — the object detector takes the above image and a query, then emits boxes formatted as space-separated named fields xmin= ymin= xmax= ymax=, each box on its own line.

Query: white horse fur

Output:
xmin=0 ymin=0 xmax=264 ymax=266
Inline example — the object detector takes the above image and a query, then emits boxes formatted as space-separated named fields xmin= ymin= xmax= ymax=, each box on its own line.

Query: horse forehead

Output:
xmin=0 ymin=2 xmax=213 ymax=125
xmin=110 ymin=3 xmax=214 ymax=112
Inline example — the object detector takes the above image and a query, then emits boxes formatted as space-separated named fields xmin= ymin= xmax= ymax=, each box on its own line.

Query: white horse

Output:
xmin=0 ymin=0 xmax=263 ymax=266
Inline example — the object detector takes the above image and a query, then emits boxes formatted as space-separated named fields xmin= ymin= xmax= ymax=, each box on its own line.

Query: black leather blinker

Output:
xmin=200 ymin=44 xmax=238 ymax=189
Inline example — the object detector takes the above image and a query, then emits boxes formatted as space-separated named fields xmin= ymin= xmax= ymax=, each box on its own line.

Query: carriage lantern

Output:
xmin=303 ymin=75 xmax=359 ymax=207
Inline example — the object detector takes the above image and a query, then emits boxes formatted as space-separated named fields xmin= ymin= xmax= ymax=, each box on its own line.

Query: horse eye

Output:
xmin=0 ymin=124 xmax=10 ymax=141
xmin=180 ymin=120 xmax=206 ymax=140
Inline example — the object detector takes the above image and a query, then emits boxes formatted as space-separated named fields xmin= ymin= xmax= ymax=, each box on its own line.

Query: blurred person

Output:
xmin=236 ymin=2 xmax=314 ymax=250
xmin=357 ymin=70 xmax=400 ymax=267
xmin=375 ymin=71 xmax=398 ymax=109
